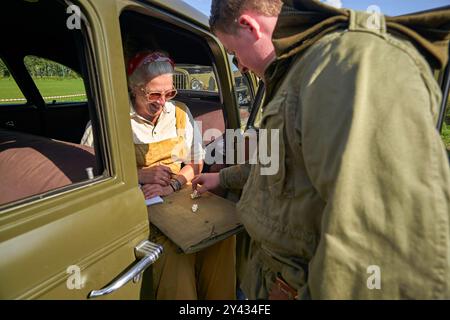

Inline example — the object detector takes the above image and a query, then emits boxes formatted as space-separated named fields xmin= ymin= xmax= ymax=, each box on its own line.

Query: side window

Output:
xmin=24 ymin=56 xmax=87 ymax=104
xmin=0 ymin=1 xmax=106 ymax=207
xmin=0 ymin=58 xmax=26 ymax=105
xmin=120 ymin=9 xmax=227 ymax=173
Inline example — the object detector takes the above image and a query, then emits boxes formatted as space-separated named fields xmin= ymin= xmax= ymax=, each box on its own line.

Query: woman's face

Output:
xmin=133 ymin=73 xmax=174 ymax=121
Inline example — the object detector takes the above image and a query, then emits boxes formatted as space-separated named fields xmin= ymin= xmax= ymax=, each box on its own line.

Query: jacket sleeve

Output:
xmin=298 ymin=32 xmax=450 ymax=299
xmin=219 ymin=164 xmax=251 ymax=190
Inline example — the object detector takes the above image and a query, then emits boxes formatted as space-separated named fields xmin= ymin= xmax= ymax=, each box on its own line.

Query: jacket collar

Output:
xmin=273 ymin=0 xmax=450 ymax=69
xmin=263 ymin=0 xmax=450 ymax=103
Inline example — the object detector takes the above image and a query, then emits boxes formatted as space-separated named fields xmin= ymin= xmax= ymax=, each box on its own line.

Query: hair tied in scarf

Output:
xmin=127 ymin=51 xmax=175 ymax=76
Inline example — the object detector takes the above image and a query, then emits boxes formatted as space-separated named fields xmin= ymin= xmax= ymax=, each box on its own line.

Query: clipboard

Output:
xmin=147 ymin=186 xmax=243 ymax=254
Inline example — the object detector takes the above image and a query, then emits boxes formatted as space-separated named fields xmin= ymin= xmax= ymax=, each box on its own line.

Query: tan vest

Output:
xmin=134 ymin=102 xmax=188 ymax=174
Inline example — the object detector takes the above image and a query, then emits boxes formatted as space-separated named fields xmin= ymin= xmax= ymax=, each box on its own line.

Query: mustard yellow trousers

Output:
xmin=152 ymin=233 xmax=236 ymax=300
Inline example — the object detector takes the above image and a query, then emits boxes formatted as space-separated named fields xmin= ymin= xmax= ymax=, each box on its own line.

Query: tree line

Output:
xmin=0 ymin=56 xmax=80 ymax=79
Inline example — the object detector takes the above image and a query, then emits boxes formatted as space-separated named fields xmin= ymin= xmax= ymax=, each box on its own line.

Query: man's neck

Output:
xmin=257 ymin=14 xmax=278 ymax=79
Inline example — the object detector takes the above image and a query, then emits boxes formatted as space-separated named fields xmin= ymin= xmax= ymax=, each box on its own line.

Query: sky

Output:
xmin=182 ymin=0 xmax=450 ymax=17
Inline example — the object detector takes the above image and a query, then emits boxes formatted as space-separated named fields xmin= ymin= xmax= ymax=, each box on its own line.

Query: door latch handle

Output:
xmin=5 ymin=121 xmax=15 ymax=128
xmin=88 ymin=240 xmax=163 ymax=299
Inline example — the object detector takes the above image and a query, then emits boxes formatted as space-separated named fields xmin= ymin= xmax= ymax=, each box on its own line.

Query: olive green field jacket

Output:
xmin=220 ymin=7 xmax=450 ymax=299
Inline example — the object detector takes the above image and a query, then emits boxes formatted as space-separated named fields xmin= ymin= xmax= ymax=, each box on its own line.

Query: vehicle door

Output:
xmin=0 ymin=0 xmax=157 ymax=299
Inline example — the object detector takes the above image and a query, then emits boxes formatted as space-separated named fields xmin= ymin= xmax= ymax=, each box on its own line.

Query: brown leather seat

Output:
xmin=0 ymin=130 xmax=97 ymax=205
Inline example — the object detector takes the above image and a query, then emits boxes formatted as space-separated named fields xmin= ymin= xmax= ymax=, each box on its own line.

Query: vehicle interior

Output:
xmin=0 ymin=0 xmax=99 ymax=206
xmin=119 ymin=10 xmax=227 ymax=147
xmin=0 ymin=0 xmax=232 ymax=141
xmin=0 ymin=0 xmax=89 ymax=142
xmin=0 ymin=0 xmax=245 ymax=206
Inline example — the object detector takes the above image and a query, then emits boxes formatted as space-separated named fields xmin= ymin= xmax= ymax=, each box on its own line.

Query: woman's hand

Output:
xmin=191 ymin=173 xmax=220 ymax=195
xmin=138 ymin=165 xmax=173 ymax=186
xmin=141 ymin=183 xmax=174 ymax=199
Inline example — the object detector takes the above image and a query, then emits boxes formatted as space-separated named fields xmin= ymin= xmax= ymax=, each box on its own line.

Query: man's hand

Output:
xmin=141 ymin=183 xmax=173 ymax=199
xmin=138 ymin=165 xmax=173 ymax=186
xmin=192 ymin=173 xmax=220 ymax=195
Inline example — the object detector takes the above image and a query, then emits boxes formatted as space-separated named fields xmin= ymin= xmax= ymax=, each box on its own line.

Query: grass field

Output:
xmin=442 ymin=121 xmax=450 ymax=157
xmin=0 ymin=77 xmax=86 ymax=103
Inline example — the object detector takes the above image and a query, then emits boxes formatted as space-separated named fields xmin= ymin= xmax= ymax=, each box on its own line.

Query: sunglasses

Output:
xmin=139 ymin=87 xmax=177 ymax=102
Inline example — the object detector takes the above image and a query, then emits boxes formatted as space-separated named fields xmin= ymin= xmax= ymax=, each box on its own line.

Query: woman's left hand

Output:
xmin=141 ymin=183 xmax=174 ymax=199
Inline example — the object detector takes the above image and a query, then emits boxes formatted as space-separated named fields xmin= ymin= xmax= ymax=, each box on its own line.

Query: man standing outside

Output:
xmin=193 ymin=0 xmax=450 ymax=299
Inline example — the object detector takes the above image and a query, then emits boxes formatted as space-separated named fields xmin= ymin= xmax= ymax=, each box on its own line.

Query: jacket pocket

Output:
xmin=257 ymin=93 xmax=287 ymax=197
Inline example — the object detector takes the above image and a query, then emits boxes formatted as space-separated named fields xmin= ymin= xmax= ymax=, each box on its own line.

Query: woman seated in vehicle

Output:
xmin=83 ymin=50 xmax=236 ymax=299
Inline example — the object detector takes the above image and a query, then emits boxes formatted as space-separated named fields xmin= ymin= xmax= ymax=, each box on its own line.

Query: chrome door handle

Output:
xmin=88 ymin=240 xmax=163 ymax=299
xmin=5 ymin=121 xmax=15 ymax=128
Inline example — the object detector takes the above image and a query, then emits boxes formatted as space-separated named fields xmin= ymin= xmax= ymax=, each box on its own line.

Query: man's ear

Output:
xmin=237 ymin=14 xmax=262 ymax=39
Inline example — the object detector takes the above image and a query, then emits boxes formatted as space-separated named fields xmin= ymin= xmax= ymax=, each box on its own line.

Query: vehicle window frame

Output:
xmin=0 ymin=1 xmax=111 ymax=211
xmin=118 ymin=2 xmax=242 ymax=131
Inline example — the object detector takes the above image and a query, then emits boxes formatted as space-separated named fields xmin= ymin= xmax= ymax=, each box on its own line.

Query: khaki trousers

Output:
xmin=152 ymin=234 xmax=236 ymax=300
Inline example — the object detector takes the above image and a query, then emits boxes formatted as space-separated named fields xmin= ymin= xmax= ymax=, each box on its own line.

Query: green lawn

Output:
xmin=441 ymin=121 xmax=450 ymax=158
xmin=0 ymin=77 xmax=86 ymax=104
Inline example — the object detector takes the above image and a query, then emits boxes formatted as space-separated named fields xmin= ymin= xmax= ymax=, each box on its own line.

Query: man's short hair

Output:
xmin=209 ymin=0 xmax=282 ymax=34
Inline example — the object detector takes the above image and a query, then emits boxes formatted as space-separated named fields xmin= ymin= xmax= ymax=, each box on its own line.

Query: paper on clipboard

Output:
xmin=145 ymin=196 xmax=164 ymax=206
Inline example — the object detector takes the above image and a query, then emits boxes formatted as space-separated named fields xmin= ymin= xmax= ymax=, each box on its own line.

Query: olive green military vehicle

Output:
xmin=174 ymin=65 xmax=217 ymax=91
xmin=173 ymin=65 xmax=254 ymax=129
xmin=0 ymin=0 xmax=258 ymax=299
